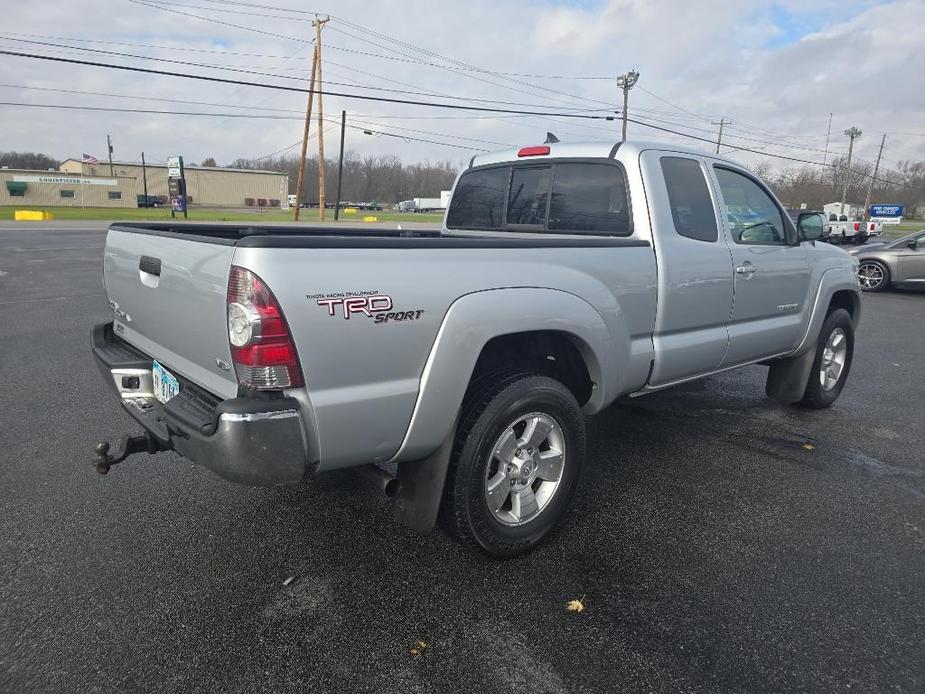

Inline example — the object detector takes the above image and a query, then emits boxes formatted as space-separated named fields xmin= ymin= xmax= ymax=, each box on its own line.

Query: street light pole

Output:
xmin=334 ymin=110 xmax=346 ymax=221
xmin=616 ymin=70 xmax=639 ymax=142
xmin=841 ymin=126 xmax=862 ymax=217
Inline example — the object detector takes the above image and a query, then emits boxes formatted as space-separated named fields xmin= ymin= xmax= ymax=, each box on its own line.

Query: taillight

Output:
xmin=226 ymin=266 xmax=303 ymax=389
xmin=853 ymin=222 xmax=860 ymax=231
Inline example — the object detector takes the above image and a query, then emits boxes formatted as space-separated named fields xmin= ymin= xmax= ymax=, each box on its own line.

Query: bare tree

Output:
xmin=0 ymin=151 xmax=60 ymax=170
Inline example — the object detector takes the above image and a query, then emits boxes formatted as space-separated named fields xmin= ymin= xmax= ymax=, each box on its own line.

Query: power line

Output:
xmin=158 ymin=0 xmax=619 ymax=80
xmin=124 ymin=0 xmax=309 ymax=42
xmin=0 ymin=37 xmax=615 ymax=113
xmin=0 ymin=50 xmax=618 ymax=120
xmin=0 ymin=82 xmax=304 ymax=112
xmin=132 ymin=0 xmax=621 ymax=114
xmin=0 ymin=100 xmax=491 ymax=152
xmin=625 ymin=115 xmax=917 ymax=189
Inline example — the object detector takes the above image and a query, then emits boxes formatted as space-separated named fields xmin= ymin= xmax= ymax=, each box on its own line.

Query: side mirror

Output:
xmin=798 ymin=213 xmax=824 ymax=241
xmin=908 ymin=238 xmax=918 ymax=249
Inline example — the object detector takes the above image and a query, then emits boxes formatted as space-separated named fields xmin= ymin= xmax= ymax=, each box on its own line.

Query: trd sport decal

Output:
xmin=307 ymin=291 xmax=424 ymax=324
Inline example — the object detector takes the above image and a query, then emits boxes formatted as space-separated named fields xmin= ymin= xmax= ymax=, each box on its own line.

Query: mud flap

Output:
xmin=393 ymin=421 xmax=456 ymax=534
xmin=765 ymin=348 xmax=816 ymax=404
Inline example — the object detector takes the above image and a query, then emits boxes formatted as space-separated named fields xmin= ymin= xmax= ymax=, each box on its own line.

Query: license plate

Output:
xmin=152 ymin=360 xmax=180 ymax=404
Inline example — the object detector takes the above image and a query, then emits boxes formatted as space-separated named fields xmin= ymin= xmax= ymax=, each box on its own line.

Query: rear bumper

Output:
xmin=92 ymin=322 xmax=310 ymax=485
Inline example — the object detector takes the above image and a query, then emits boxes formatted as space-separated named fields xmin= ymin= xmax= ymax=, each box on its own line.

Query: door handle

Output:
xmin=139 ymin=256 xmax=161 ymax=276
xmin=735 ymin=263 xmax=757 ymax=275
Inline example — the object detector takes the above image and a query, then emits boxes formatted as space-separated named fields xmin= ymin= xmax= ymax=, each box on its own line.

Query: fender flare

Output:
xmin=388 ymin=287 xmax=627 ymax=463
xmin=767 ymin=268 xmax=860 ymax=404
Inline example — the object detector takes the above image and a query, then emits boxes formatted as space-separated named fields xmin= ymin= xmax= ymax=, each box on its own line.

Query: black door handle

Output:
xmin=139 ymin=256 xmax=161 ymax=276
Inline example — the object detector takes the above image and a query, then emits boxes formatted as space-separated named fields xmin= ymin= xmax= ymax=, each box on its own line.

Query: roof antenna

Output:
xmin=544 ymin=132 xmax=560 ymax=144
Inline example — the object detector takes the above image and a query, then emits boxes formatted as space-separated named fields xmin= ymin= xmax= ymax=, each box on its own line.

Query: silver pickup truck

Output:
xmin=92 ymin=140 xmax=861 ymax=557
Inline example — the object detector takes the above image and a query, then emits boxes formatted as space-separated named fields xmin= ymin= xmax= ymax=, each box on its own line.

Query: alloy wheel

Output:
xmin=483 ymin=412 xmax=566 ymax=526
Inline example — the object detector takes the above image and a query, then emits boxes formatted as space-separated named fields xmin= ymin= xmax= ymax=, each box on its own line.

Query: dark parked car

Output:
xmin=136 ymin=195 xmax=161 ymax=208
xmin=848 ymin=230 xmax=925 ymax=291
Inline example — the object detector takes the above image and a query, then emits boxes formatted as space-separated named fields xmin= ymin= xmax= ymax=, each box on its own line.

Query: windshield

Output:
xmin=889 ymin=231 xmax=925 ymax=247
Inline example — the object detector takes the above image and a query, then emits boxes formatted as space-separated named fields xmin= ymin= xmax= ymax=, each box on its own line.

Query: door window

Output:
xmin=713 ymin=167 xmax=787 ymax=246
xmin=661 ymin=157 xmax=718 ymax=242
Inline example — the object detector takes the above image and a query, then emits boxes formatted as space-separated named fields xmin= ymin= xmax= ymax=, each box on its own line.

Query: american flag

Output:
xmin=81 ymin=153 xmax=99 ymax=164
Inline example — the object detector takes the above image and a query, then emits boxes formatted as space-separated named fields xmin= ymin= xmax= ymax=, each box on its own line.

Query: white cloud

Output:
xmin=0 ymin=0 xmax=922 ymax=174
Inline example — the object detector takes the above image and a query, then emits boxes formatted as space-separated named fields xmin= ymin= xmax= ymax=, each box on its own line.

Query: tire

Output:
xmin=799 ymin=308 xmax=854 ymax=409
xmin=857 ymin=260 xmax=890 ymax=292
xmin=441 ymin=372 xmax=586 ymax=558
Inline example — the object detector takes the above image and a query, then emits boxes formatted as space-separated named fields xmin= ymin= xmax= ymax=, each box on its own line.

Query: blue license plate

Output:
xmin=152 ymin=360 xmax=180 ymax=403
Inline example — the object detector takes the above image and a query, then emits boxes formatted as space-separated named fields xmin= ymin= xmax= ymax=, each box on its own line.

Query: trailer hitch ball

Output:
xmin=93 ymin=434 xmax=163 ymax=475
xmin=95 ymin=442 xmax=113 ymax=474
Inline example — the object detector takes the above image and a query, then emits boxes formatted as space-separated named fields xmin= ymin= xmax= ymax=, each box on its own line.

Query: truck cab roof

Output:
xmin=468 ymin=140 xmax=742 ymax=169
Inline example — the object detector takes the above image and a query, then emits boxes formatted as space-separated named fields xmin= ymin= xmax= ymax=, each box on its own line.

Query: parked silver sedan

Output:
xmin=848 ymin=230 xmax=925 ymax=291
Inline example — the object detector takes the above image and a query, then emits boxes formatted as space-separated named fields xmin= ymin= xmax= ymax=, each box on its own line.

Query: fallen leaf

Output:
xmin=410 ymin=640 xmax=428 ymax=657
xmin=566 ymin=595 xmax=586 ymax=613
xmin=802 ymin=443 xmax=815 ymax=451
xmin=282 ymin=576 xmax=296 ymax=587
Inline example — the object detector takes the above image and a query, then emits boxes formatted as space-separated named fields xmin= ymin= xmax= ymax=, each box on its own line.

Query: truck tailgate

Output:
xmin=103 ymin=228 xmax=238 ymax=399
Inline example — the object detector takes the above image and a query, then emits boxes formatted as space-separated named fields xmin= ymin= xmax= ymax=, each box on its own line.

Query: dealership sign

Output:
xmin=870 ymin=204 xmax=904 ymax=224
xmin=167 ymin=155 xmax=183 ymax=179
xmin=13 ymin=175 xmax=117 ymax=186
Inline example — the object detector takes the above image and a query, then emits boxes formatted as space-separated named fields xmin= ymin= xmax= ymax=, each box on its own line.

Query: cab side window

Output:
xmin=713 ymin=167 xmax=787 ymax=246
xmin=661 ymin=157 xmax=718 ymax=242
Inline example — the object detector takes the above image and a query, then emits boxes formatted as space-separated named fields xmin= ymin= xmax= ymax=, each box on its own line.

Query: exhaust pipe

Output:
xmin=355 ymin=464 xmax=402 ymax=498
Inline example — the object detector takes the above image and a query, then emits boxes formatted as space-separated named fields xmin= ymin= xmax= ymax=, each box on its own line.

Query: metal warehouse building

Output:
xmin=1 ymin=159 xmax=289 ymax=209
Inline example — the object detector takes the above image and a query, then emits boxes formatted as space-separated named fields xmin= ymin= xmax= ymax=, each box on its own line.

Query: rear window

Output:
xmin=507 ymin=167 xmax=551 ymax=226
xmin=660 ymin=157 xmax=718 ymax=242
xmin=548 ymin=163 xmax=630 ymax=234
xmin=446 ymin=161 xmax=631 ymax=235
xmin=445 ymin=166 xmax=510 ymax=230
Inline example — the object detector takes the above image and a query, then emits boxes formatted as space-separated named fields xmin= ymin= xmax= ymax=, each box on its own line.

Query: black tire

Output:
xmin=441 ymin=372 xmax=586 ymax=558
xmin=799 ymin=308 xmax=854 ymax=409
xmin=858 ymin=260 xmax=890 ymax=292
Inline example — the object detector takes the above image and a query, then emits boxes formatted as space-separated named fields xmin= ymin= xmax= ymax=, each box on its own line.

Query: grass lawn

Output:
xmin=881 ymin=221 xmax=923 ymax=239
xmin=0 ymin=206 xmax=444 ymax=225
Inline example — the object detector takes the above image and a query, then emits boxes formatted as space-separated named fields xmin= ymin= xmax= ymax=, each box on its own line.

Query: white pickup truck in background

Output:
xmin=826 ymin=214 xmax=882 ymax=245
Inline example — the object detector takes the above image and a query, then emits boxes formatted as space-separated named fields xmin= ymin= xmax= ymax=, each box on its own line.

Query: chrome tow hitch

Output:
xmin=93 ymin=433 xmax=165 ymax=475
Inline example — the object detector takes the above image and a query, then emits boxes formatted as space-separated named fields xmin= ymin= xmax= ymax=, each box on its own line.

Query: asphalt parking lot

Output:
xmin=1 ymin=224 xmax=923 ymax=693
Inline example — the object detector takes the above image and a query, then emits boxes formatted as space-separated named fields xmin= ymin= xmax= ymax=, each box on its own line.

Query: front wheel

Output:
xmin=858 ymin=260 xmax=889 ymax=292
xmin=799 ymin=308 xmax=854 ymax=409
xmin=441 ymin=373 xmax=586 ymax=558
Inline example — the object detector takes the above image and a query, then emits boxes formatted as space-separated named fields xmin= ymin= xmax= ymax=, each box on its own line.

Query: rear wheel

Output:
xmin=441 ymin=373 xmax=585 ymax=558
xmin=857 ymin=260 xmax=889 ymax=292
xmin=799 ymin=308 xmax=854 ymax=409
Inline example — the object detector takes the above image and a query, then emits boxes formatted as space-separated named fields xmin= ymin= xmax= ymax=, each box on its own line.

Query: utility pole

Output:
xmin=712 ymin=117 xmax=731 ymax=154
xmin=141 ymin=151 xmax=148 ymax=204
xmin=841 ymin=126 xmax=862 ymax=216
xmin=616 ymin=70 xmax=639 ymax=142
xmin=334 ymin=110 xmax=346 ymax=221
xmin=106 ymin=134 xmax=114 ymax=176
xmin=293 ymin=43 xmax=319 ymax=222
xmin=314 ymin=15 xmax=330 ymax=221
xmin=822 ymin=112 xmax=833 ymax=166
xmin=862 ymin=133 xmax=886 ymax=220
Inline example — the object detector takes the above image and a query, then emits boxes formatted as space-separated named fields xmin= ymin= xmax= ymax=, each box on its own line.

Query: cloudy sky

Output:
xmin=1 ymin=0 xmax=923 ymax=175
